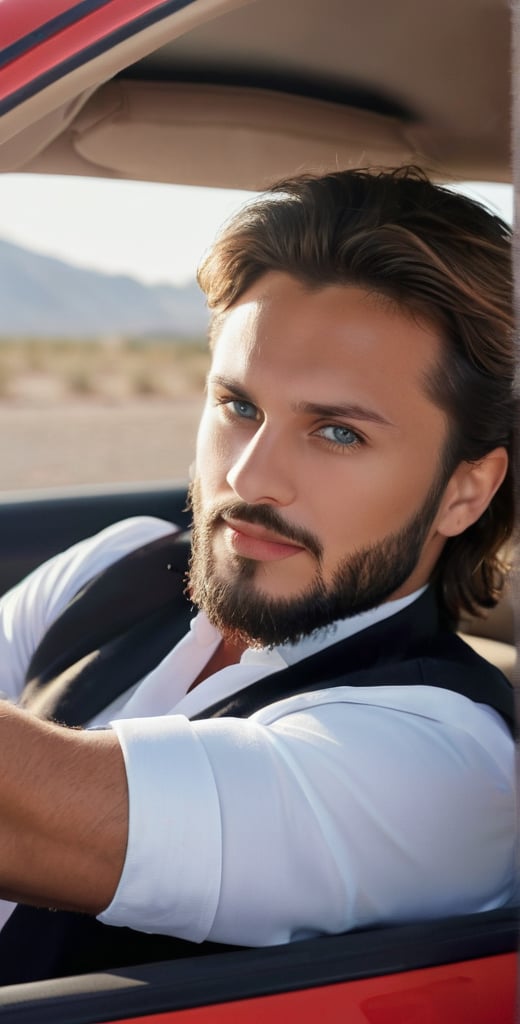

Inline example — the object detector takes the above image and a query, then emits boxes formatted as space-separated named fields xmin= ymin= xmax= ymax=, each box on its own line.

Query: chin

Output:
xmin=252 ymin=559 xmax=317 ymax=598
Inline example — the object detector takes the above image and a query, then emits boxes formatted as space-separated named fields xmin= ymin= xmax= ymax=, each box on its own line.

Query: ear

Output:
xmin=435 ymin=447 xmax=508 ymax=538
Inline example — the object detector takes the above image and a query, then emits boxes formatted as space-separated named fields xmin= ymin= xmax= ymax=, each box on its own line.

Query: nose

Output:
xmin=226 ymin=424 xmax=296 ymax=506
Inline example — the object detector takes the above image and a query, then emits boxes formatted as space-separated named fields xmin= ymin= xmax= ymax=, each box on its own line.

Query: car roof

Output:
xmin=0 ymin=0 xmax=511 ymax=188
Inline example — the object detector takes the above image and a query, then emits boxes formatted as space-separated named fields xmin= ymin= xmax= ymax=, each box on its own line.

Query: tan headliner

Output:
xmin=0 ymin=0 xmax=511 ymax=186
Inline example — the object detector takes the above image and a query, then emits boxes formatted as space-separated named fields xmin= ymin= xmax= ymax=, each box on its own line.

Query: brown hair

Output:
xmin=198 ymin=167 xmax=514 ymax=621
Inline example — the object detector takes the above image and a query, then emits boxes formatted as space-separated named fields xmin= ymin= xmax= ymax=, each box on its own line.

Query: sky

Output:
xmin=0 ymin=174 xmax=513 ymax=288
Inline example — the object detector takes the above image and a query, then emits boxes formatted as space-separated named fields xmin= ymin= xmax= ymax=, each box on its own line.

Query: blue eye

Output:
xmin=318 ymin=425 xmax=360 ymax=447
xmin=231 ymin=399 xmax=258 ymax=420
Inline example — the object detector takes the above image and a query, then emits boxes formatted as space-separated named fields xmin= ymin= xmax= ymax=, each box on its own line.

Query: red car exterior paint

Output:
xmin=96 ymin=954 xmax=517 ymax=1024
xmin=0 ymin=0 xmax=84 ymax=48
xmin=0 ymin=0 xmax=192 ymax=107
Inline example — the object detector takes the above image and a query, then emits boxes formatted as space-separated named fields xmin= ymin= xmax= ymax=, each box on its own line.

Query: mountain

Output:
xmin=0 ymin=238 xmax=209 ymax=338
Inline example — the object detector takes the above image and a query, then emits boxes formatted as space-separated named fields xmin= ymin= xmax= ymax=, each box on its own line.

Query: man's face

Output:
xmin=189 ymin=273 xmax=453 ymax=647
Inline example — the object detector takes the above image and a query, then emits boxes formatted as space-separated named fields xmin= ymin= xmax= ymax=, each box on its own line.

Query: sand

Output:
xmin=0 ymin=397 xmax=204 ymax=492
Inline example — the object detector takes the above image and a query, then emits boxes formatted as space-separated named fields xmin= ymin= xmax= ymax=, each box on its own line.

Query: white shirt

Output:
xmin=0 ymin=517 xmax=514 ymax=945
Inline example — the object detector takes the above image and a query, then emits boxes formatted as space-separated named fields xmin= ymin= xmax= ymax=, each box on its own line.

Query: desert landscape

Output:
xmin=0 ymin=339 xmax=209 ymax=492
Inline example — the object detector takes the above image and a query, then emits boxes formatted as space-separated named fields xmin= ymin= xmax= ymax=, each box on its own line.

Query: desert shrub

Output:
xmin=0 ymin=335 xmax=210 ymax=403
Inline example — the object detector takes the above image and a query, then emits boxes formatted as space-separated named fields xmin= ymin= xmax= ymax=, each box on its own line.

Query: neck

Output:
xmin=189 ymin=636 xmax=246 ymax=691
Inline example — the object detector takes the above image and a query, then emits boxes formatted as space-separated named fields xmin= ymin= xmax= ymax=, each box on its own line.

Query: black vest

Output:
xmin=0 ymin=531 xmax=513 ymax=984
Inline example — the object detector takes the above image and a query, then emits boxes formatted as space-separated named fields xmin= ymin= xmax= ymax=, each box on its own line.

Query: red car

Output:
xmin=0 ymin=2 xmax=516 ymax=1021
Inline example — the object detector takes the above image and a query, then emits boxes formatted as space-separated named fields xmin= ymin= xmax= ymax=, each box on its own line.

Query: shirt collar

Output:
xmin=191 ymin=586 xmax=428 ymax=669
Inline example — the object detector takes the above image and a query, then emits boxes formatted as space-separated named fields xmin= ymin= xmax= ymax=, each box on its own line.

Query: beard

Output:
xmin=187 ymin=473 xmax=446 ymax=648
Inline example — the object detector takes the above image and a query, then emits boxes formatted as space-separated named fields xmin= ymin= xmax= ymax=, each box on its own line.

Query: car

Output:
xmin=0 ymin=2 xmax=516 ymax=1022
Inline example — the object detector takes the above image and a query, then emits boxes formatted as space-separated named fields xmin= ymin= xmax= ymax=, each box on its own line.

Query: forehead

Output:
xmin=210 ymin=273 xmax=444 ymax=417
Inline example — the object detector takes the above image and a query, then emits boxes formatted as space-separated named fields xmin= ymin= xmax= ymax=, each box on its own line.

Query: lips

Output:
xmin=222 ymin=516 xmax=306 ymax=561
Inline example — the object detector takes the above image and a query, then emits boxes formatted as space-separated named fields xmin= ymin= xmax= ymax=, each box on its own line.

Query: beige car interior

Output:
xmin=0 ymin=0 xmax=515 ymax=681
xmin=460 ymin=585 xmax=516 ymax=684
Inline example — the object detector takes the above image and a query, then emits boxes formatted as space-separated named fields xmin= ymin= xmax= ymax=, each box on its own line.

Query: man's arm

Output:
xmin=0 ymin=692 xmax=513 ymax=945
xmin=0 ymin=701 xmax=127 ymax=914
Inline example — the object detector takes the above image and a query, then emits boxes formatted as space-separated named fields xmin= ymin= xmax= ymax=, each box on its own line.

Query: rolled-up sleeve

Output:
xmin=99 ymin=692 xmax=515 ymax=946
xmin=100 ymin=714 xmax=223 ymax=941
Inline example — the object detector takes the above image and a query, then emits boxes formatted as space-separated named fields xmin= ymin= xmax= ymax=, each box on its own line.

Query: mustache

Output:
xmin=192 ymin=495 xmax=323 ymax=562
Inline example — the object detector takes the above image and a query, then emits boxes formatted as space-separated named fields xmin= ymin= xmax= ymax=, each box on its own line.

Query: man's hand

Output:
xmin=0 ymin=701 xmax=128 ymax=914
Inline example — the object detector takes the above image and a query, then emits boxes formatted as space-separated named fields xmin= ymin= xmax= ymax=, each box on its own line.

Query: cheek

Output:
xmin=308 ymin=452 xmax=433 ymax=558
xmin=195 ymin=409 xmax=231 ymax=493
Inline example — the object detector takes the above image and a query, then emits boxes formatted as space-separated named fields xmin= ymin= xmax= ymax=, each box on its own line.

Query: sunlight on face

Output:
xmin=189 ymin=274 xmax=452 ymax=645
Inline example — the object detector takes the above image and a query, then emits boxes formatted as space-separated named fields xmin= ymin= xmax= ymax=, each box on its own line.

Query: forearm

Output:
xmin=0 ymin=701 xmax=128 ymax=914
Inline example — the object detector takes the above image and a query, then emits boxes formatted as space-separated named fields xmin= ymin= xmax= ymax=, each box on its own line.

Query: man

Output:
xmin=0 ymin=167 xmax=514 ymax=983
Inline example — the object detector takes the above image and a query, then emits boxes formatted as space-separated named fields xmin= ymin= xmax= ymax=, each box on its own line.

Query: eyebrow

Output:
xmin=208 ymin=375 xmax=252 ymax=399
xmin=209 ymin=375 xmax=395 ymax=429
xmin=293 ymin=400 xmax=395 ymax=428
